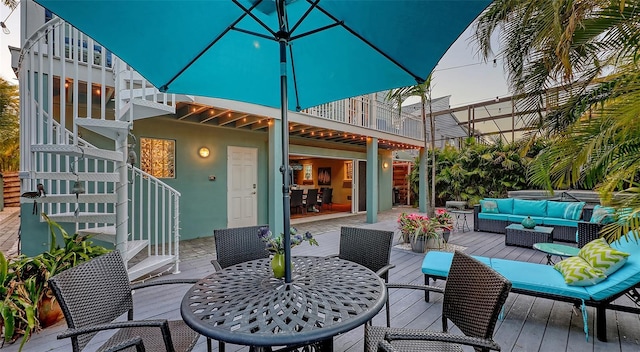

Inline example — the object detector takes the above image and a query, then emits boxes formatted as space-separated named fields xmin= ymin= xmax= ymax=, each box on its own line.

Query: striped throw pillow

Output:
xmin=554 ymin=256 xmax=607 ymax=286
xmin=579 ymin=238 xmax=629 ymax=276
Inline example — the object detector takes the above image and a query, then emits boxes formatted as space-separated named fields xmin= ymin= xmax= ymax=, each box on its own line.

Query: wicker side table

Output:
xmin=505 ymin=224 xmax=554 ymax=248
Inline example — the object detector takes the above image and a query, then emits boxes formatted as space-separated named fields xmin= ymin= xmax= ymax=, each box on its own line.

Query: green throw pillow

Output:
xmin=480 ymin=200 xmax=499 ymax=214
xmin=590 ymin=205 xmax=615 ymax=224
xmin=554 ymin=256 xmax=607 ymax=286
xmin=578 ymin=238 xmax=630 ymax=276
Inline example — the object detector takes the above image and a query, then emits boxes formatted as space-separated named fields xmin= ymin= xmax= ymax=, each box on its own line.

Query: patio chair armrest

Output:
xmin=131 ymin=278 xmax=199 ymax=290
xmin=103 ymin=336 xmax=146 ymax=352
xmin=384 ymin=330 xmax=501 ymax=351
xmin=375 ymin=264 xmax=396 ymax=278
xmin=386 ymin=283 xmax=445 ymax=295
xmin=58 ymin=319 xmax=171 ymax=340
xmin=211 ymin=259 xmax=223 ymax=271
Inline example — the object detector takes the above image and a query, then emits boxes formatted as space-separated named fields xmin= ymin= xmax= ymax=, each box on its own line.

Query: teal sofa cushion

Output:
xmin=590 ymin=205 xmax=616 ymax=224
xmin=507 ymin=215 xmax=544 ymax=225
xmin=563 ymin=202 xmax=586 ymax=220
xmin=485 ymin=198 xmax=514 ymax=214
xmin=546 ymin=201 xmax=571 ymax=219
xmin=479 ymin=199 xmax=499 ymax=213
xmin=491 ymin=258 xmax=591 ymax=299
xmin=477 ymin=213 xmax=510 ymax=221
xmin=513 ymin=199 xmax=548 ymax=217
xmin=542 ymin=217 xmax=579 ymax=228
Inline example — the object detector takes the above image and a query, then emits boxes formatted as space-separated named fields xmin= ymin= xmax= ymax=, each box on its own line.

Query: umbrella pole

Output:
xmin=277 ymin=0 xmax=292 ymax=284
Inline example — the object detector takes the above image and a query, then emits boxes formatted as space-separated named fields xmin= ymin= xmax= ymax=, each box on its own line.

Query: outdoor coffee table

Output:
xmin=533 ymin=242 xmax=580 ymax=265
xmin=181 ymin=256 xmax=386 ymax=351
xmin=504 ymin=224 xmax=554 ymax=248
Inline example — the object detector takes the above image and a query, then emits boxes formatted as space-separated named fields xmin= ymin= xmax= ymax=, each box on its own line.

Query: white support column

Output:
xmin=115 ymin=133 xmax=128 ymax=261
xmin=366 ymin=137 xmax=378 ymax=223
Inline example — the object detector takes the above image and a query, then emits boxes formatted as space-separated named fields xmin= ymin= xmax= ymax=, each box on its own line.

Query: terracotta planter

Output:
xmin=38 ymin=290 xmax=64 ymax=327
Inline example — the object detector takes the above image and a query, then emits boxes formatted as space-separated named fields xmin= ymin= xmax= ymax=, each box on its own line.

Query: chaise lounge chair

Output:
xmin=421 ymin=233 xmax=640 ymax=342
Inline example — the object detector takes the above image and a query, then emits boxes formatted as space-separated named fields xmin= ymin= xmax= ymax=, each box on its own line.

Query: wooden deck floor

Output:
xmin=7 ymin=214 xmax=640 ymax=352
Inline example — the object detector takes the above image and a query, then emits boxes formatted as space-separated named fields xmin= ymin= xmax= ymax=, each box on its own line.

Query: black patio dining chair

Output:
xmin=47 ymin=250 xmax=201 ymax=352
xmin=211 ymin=225 xmax=269 ymax=271
xmin=211 ymin=225 xmax=269 ymax=352
xmin=366 ymin=251 xmax=512 ymax=352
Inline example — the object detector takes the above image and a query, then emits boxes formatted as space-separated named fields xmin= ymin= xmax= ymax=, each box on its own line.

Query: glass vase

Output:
xmin=271 ymin=253 xmax=286 ymax=279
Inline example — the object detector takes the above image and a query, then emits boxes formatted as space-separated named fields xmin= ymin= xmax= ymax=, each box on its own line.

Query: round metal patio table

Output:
xmin=181 ymin=256 xmax=387 ymax=351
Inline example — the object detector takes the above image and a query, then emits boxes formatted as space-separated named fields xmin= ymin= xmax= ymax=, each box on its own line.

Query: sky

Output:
xmin=0 ymin=5 xmax=511 ymax=109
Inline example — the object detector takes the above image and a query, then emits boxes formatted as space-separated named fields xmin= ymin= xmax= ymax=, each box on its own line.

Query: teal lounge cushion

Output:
xmin=587 ymin=235 xmax=640 ymax=300
xmin=513 ymin=199 xmax=547 ymax=217
xmin=490 ymin=258 xmax=590 ymax=299
xmin=480 ymin=200 xmax=499 ymax=213
xmin=507 ymin=215 xmax=544 ymax=225
xmin=554 ymin=256 xmax=607 ymax=286
xmin=485 ymin=198 xmax=514 ymax=214
xmin=546 ymin=201 xmax=571 ymax=219
xmin=563 ymin=202 xmax=586 ymax=220
xmin=579 ymin=238 xmax=630 ymax=276
xmin=421 ymin=251 xmax=491 ymax=278
xmin=590 ymin=205 xmax=616 ymax=224
xmin=477 ymin=213 xmax=510 ymax=221
xmin=542 ymin=217 xmax=579 ymax=228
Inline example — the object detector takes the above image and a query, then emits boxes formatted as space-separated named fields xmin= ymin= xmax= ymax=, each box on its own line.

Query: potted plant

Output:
xmin=409 ymin=217 xmax=447 ymax=253
xmin=397 ymin=213 xmax=429 ymax=243
xmin=0 ymin=214 xmax=109 ymax=350
xmin=434 ymin=209 xmax=454 ymax=242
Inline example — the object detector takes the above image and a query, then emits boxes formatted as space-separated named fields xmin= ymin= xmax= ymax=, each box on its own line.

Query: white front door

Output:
xmin=227 ymin=146 xmax=258 ymax=228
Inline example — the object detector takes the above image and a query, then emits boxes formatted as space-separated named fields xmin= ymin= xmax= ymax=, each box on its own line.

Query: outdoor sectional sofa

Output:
xmin=473 ymin=198 xmax=597 ymax=242
xmin=421 ymin=234 xmax=640 ymax=342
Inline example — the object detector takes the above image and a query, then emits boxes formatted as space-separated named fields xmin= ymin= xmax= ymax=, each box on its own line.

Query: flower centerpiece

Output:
xmin=258 ymin=226 xmax=318 ymax=278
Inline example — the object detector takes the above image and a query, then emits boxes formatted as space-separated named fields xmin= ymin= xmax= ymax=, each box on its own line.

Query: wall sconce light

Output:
xmin=198 ymin=147 xmax=210 ymax=158
xmin=382 ymin=162 xmax=389 ymax=169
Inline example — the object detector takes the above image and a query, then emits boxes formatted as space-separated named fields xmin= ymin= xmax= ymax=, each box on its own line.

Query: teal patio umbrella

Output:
xmin=36 ymin=0 xmax=492 ymax=283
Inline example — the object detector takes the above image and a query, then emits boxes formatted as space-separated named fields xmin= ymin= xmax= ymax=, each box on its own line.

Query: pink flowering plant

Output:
xmin=434 ymin=209 xmax=454 ymax=230
xmin=398 ymin=212 xmax=450 ymax=243
xmin=258 ymin=226 xmax=318 ymax=254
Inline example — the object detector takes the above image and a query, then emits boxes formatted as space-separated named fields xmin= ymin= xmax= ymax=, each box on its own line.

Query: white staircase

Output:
xmin=18 ymin=17 xmax=183 ymax=280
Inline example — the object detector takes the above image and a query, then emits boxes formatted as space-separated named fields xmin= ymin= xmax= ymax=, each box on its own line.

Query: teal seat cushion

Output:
xmin=547 ymin=201 xmax=571 ymax=219
xmin=542 ymin=217 xmax=579 ymax=228
xmin=586 ymin=236 xmax=640 ymax=300
xmin=490 ymin=258 xmax=591 ymax=299
xmin=507 ymin=215 xmax=544 ymax=225
xmin=513 ymin=199 xmax=548 ymax=217
xmin=485 ymin=198 xmax=514 ymax=214
xmin=421 ymin=251 xmax=491 ymax=278
xmin=477 ymin=213 xmax=510 ymax=221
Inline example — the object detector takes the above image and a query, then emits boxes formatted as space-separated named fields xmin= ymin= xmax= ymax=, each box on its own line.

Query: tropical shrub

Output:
xmin=0 ymin=214 xmax=109 ymax=350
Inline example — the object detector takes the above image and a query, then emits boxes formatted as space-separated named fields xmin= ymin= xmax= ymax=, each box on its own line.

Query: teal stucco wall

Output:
xmin=133 ymin=117 xmax=270 ymax=240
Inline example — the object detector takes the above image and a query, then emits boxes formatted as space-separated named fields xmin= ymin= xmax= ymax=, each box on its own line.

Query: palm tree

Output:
xmin=474 ymin=0 xmax=640 ymax=240
xmin=386 ymin=76 xmax=435 ymax=216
